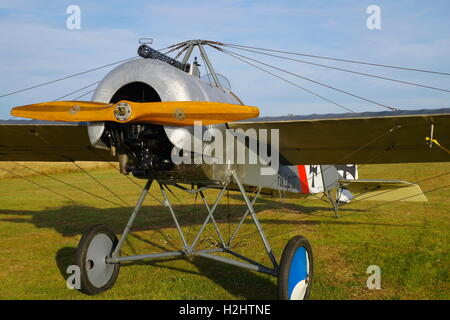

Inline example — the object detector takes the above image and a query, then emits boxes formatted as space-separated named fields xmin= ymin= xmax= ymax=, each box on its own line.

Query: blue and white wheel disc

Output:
xmin=287 ymin=246 xmax=310 ymax=300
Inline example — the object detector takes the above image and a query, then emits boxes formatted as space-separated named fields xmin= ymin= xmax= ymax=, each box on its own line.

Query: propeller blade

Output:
xmin=11 ymin=100 xmax=259 ymax=126
xmin=11 ymin=101 xmax=115 ymax=122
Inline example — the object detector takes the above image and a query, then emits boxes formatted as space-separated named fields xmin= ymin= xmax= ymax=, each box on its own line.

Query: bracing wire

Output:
xmin=12 ymin=161 xmax=125 ymax=208
xmin=2 ymin=40 xmax=448 ymax=251
xmin=70 ymin=161 xmax=131 ymax=207
xmin=73 ymin=88 xmax=97 ymax=100
xmin=94 ymin=152 xmax=221 ymax=247
xmin=94 ymin=155 xmax=165 ymax=206
xmin=86 ymin=153 xmax=180 ymax=249
xmin=53 ymin=81 xmax=101 ymax=101
xmin=220 ymin=42 xmax=450 ymax=76
xmin=210 ymin=45 xmax=355 ymax=113
xmin=0 ymin=166 xmax=85 ymax=208
xmin=0 ymin=43 xmax=174 ymax=102
xmin=284 ymin=124 xmax=402 ymax=198
xmin=230 ymin=125 xmax=402 ymax=244
xmin=0 ymin=57 xmax=139 ymax=99
xmin=233 ymin=180 xmax=450 ymax=251
xmin=222 ymin=45 xmax=450 ymax=93
xmin=212 ymin=45 xmax=397 ymax=111
xmin=3 ymin=160 xmax=180 ymax=249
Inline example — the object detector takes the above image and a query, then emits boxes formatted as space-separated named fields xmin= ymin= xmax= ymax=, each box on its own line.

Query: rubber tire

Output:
xmin=277 ymin=235 xmax=313 ymax=300
xmin=76 ymin=224 xmax=120 ymax=295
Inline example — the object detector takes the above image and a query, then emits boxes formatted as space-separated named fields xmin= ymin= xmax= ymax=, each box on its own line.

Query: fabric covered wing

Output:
xmin=0 ymin=120 xmax=114 ymax=161
xmin=228 ymin=108 xmax=450 ymax=165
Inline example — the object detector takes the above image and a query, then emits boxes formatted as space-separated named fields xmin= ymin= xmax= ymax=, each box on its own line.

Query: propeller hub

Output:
xmin=114 ymin=102 xmax=132 ymax=122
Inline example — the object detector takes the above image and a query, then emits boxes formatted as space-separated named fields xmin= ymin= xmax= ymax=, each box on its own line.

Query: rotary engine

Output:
xmin=88 ymin=44 xmax=241 ymax=180
xmin=101 ymin=122 xmax=174 ymax=178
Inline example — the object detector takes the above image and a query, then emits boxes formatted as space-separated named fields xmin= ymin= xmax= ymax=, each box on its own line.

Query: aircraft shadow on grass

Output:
xmin=0 ymin=200 xmax=372 ymax=237
xmin=0 ymin=200 xmax=414 ymax=300
xmin=0 ymin=198 xmax=360 ymax=299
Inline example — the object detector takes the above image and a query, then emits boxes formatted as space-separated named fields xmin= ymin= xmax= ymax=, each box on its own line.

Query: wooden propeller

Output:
xmin=11 ymin=100 xmax=259 ymax=126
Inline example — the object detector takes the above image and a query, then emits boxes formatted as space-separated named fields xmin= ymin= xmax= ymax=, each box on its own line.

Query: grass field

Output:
xmin=0 ymin=162 xmax=448 ymax=300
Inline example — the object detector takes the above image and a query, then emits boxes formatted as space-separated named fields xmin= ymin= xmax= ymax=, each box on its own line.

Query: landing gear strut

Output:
xmin=75 ymin=173 xmax=314 ymax=299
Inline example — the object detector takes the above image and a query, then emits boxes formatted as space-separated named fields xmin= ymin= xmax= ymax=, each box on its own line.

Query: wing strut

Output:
xmin=100 ymin=174 xmax=279 ymax=277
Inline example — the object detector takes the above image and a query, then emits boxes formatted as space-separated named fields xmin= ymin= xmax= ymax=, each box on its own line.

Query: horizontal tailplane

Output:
xmin=339 ymin=179 xmax=427 ymax=202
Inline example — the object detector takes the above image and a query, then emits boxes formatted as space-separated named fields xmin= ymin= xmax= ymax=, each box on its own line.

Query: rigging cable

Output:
xmin=85 ymin=153 xmax=179 ymax=249
xmin=220 ymin=42 xmax=450 ymax=76
xmin=91 ymin=152 xmax=165 ymax=206
xmin=211 ymin=45 xmax=397 ymax=111
xmin=209 ymin=45 xmax=355 ymax=113
xmin=234 ymin=179 xmax=450 ymax=250
xmin=53 ymin=81 xmax=101 ymax=101
xmin=73 ymin=88 xmax=97 ymax=100
xmin=221 ymin=45 xmax=450 ymax=93
xmin=230 ymin=124 xmax=403 ymax=243
xmin=0 ymin=57 xmax=139 ymax=99
xmin=70 ymin=161 xmax=131 ymax=207
xmin=12 ymin=162 xmax=125 ymax=207
xmin=0 ymin=166 xmax=85 ymax=208
xmin=93 ymin=152 xmax=221 ymax=248
xmin=0 ymin=44 xmax=172 ymax=100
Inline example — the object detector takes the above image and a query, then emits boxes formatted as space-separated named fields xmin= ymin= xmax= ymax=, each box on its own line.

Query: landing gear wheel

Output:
xmin=277 ymin=235 xmax=313 ymax=300
xmin=76 ymin=224 xmax=120 ymax=295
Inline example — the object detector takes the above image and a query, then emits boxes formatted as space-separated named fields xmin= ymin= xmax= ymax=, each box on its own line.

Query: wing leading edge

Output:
xmin=228 ymin=108 xmax=450 ymax=165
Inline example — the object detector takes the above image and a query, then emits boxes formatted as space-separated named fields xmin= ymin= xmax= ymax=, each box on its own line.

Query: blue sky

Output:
xmin=0 ymin=0 xmax=449 ymax=118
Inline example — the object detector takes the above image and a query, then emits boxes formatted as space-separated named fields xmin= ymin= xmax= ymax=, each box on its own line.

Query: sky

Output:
xmin=0 ymin=0 xmax=449 ymax=118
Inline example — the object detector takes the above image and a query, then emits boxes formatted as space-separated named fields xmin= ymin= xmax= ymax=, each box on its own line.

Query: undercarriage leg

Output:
xmin=232 ymin=172 xmax=278 ymax=270
xmin=111 ymin=179 xmax=153 ymax=259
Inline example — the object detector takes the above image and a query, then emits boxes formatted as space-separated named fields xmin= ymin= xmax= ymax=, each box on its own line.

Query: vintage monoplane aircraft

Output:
xmin=1 ymin=39 xmax=449 ymax=299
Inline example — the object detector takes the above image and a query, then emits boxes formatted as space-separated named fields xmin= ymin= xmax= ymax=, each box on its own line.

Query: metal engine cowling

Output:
xmin=86 ymin=56 xmax=241 ymax=180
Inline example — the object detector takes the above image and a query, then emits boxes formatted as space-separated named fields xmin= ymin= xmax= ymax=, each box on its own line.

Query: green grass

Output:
xmin=0 ymin=162 xmax=448 ymax=300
